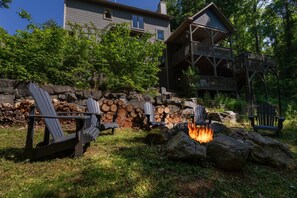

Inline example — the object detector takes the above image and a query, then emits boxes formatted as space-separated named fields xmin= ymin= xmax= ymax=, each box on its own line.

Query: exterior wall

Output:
xmin=64 ymin=0 xmax=171 ymax=41
xmin=193 ymin=10 xmax=228 ymax=32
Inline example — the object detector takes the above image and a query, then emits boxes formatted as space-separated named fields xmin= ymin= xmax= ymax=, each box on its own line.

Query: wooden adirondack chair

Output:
xmin=248 ymin=102 xmax=285 ymax=136
xmin=191 ymin=104 xmax=211 ymax=126
xmin=25 ymin=83 xmax=100 ymax=159
xmin=143 ymin=101 xmax=166 ymax=127
xmin=86 ymin=98 xmax=118 ymax=134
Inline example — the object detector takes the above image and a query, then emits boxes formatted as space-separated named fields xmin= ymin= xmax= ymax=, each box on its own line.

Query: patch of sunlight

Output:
xmin=133 ymin=178 xmax=153 ymax=197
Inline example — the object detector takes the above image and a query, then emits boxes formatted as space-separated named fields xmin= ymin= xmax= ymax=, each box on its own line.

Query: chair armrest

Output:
xmin=277 ymin=117 xmax=285 ymax=130
xmin=57 ymin=112 xmax=101 ymax=116
xmin=28 ymin=114 xmax=91 ymax=120
xmin=248 ymin=116 xmax=255 ymax=127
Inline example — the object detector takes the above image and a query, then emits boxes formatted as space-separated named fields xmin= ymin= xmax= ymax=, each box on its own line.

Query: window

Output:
xmin=156 ymin=29 xmax=165 ymax=41
xmin=132 ymin=15 xmax=144 ymax=30
xmin=104 ymin=8 xmax=112 ymax=20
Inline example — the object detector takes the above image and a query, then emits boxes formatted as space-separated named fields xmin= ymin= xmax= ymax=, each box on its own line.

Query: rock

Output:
xmin=75 ymin=91 xmax=84 ymax=99
xmin=127 ymin=100 xmax=145 ymax=109
xmin=52 ymin=85 xmax=74 ymax=94
xmin=144 ymin=127 xmax=170 ymax=145
xmin=221 ymin=111 xmax=238 ymax=124
xmin=245 ymin=132 xmax=296 ymax=169
xmin=182 ymin=100 xmax=197 ymax=109
xmin=91 ymin=90 xmax=102 ymax=100
xmin=0 ymin=94 xmax=15 ymax=104
xmin=40 ymin=85 xmax=55 ymax=95
xmin=58 ymin=94 xmax=67 ymax=101
xmin=67 ymin=93 xmax=78 ymax=102
xmin=208 ymin=111 xmax=238 ymax=124
xmin=14 ymin=82 xmax=30 ymax=97
xmin=208 ymin=112 xmax=223 ymax=122
xmin=0 ymin=79 xmax=15 ymax=94
xmin=210 ymin=121 xmax=230 ymax=135
xmin=83 ymin=90 xmax=92 ymax=99
xmin=165 ymin=131 xmax=206 ymax=161
xmin=206 ymin=134 xmax=250 ymax=170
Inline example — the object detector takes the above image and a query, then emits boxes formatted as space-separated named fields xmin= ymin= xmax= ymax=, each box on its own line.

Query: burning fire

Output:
xmin=188 ymin=123 xmax=214 ymax=144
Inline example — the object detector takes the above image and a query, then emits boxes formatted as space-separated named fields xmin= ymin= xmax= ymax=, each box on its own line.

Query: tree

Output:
xmin=99 ymin=23 xmax=165 ymax=92
xmin=0 ymin=0 xmax=12 ymax=9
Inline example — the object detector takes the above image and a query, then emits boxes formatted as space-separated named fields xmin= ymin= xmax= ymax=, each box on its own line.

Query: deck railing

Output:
xmin=192 ymin=42 xmax=233 ymax=60
xmin=198 ymin=75 xmax=237 ymax=91
xmin=170 ymin=41 xmax=233 ymax=65
xmin=234 ymin=53 xmax=276 ymax=72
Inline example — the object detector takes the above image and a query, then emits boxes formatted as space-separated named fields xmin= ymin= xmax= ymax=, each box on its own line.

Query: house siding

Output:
xmin=193 ymin=10 xmax=228 ymax=32
xmin=64 ymin=0 xmax=171 ymax=41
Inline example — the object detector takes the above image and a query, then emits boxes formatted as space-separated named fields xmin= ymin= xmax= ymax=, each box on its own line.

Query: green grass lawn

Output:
xmin=0 ymin=125 xmax=296 ymax=198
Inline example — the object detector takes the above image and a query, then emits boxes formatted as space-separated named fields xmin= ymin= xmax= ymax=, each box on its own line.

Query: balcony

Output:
xmin=170 ymin=41 xmax=233 ymax=66
xmin=192 ymin=41 xmax=233 ymax=60
xmin=234 ymin=53 xmax=276 ymax=73
xmin=198 ymin=75 xmax=237 ymax=91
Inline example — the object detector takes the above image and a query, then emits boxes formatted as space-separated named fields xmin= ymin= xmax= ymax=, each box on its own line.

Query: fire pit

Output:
xmin=162 ymin=121 xmax=295 ymax=171
xmin=187 ymin=123 xmax=213 ymax=144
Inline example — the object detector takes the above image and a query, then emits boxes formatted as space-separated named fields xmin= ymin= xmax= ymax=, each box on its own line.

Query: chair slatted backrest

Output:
xmin=143 ymin=102 xmax=155 ymax=123
xmin=86 ymin=98 xmax=100 ymax=127
xmin=256 ymin=103 xmax=276 ymax=126
xmin=29 ymin=83 xmax=64 ymax=141
xmin=194 ymin=105 xmax=207 ymax=124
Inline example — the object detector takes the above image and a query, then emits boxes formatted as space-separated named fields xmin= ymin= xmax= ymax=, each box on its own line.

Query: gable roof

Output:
xmin=83 ymin=0 xmax=173 ymax=20
xmin=166 ymin=3 xmax=235 ymax=43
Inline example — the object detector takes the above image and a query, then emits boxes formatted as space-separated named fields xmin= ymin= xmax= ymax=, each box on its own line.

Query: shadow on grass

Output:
xmin=0 ymin=147 xmax=28 ymax=162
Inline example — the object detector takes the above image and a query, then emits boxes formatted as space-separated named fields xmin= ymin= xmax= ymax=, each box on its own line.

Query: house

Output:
xmin=166 ymin=3 xmax=236 ymax=94
xmin=63 ymin=0 xmax=172 ymax=42
xmin=64 ymin=1 xmax=276 ymax=99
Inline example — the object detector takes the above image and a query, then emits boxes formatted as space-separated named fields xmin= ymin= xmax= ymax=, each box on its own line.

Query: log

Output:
xmin=101 ymin=103 xmax=110 ymax=112
xmin=110 ymin=104 xmax=117 ymax=112
xmin=107 ymin=99 xmax=113 ymax=106
xmin=117 ymin=100 xmax=124 ymax=106
xmin=130 ymin=111 xmax=137 ymax=118
xmin=156 ymin=106 xmax=164 ymax=114
xmin=105 ymin=113 xmax=113 ymax=120
xmin=126 ymin=104 xmax=134 ymax=112
xmin=164 ymin=106 xmax=170 ymax=114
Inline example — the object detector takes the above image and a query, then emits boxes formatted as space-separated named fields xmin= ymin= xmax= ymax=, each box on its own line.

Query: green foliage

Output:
xmin=0 ymin=0 xmax=11 ymax=9
xmin=0 ymin=24 xmax=97 ymax=88
xmin=181 ymin=66 xmax=199 ymax=97
xmin=0 ymin=22 xmax=164 ymax=91
xmin=212 ymin=93 xmax=247 ymax=113
xmin=99 ymin=23 xmax=165 ymax=92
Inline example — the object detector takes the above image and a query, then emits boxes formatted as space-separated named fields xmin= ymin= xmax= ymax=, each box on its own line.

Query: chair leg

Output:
xmin=74 ymin=141 xmax=83 ymax=157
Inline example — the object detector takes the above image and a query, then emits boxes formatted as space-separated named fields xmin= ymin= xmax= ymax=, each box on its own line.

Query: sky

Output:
xmin=0 ymin=0 xmax=160 ymax=35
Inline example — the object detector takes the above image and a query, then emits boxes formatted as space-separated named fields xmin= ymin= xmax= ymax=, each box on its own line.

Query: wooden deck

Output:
xmin=198 ymin=75 xmax=237 ymax=91
xmin=234 ymin=53 xmax=276 ymax=73
xmin=171 ymin=41 xmax=233 ymax=66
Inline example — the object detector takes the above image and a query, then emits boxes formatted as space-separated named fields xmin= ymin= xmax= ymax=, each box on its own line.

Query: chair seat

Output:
xmin=49 ymin=126 xmax=100 ymax=144
xmin=254 ymin=125 xmax=279 ymax=131
xmin=100 ymin=123 xmax=118 ymax=130
xmin=151 ymin=121 xmax=166 ymax=126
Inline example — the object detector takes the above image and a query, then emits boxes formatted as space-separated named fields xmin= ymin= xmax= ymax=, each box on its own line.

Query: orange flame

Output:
xmin=188 ymin=123 xmax=213 ymax=143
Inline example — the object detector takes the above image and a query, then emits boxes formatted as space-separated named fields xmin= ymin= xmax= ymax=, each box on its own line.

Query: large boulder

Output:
xmin=165 ymin=131 xmax=206 ymax=161
xmin=208 ymin=111 xmax=238 ymax=124
xmin=206 ymin=134 xmax=251 ymax=170
xmin=244 ymin=132 xmax=296 ymax=169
